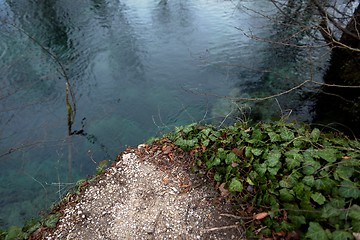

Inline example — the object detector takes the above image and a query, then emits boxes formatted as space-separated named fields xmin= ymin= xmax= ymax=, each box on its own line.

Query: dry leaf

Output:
xmin=232 ymin=147 xmax=245 ymax=157
xmin=353 ymin=232 xmax=360 ymax=240
xmin=342 ymin=155 xmax=351 ymax=159
xmin=244 ymin=127 xmax=252 ymax=133
xmin=231 ymin=162 xmax=238 ymax=167
xmin=253 ymin=212 xmax=269 ymax=220
xmin=162 ymin=176 xmax=170 ymax=185
xmin=273 ymin=230 xmax=286 ymax=237
xmin=218 ymin=183 xmax=230 ymax=197
xmin=162 ymin=145 xmax=173 ymax=154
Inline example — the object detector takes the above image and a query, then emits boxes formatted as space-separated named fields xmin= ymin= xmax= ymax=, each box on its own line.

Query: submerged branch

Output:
xmin=3 ymin=21 xmax=77 ymax=136
xmin=66 ymin=83 xmax=74 ymax=135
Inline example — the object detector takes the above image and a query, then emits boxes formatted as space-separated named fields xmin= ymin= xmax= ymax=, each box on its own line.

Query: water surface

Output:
xmin=0 ymin=0 xmax=328 ymax=228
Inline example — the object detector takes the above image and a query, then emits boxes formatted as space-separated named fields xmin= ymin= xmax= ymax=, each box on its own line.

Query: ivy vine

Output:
xmin=168 ymin=121 xmax=360 ymax=239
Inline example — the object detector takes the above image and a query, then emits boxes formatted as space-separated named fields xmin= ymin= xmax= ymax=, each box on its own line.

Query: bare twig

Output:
xmin=220 ymin=213 xmax=252 ymax=220
xmin=311 ymin=0 xmax=360 ymax=41
xmin=202 ymin=224 xmax=240 ymax=233
xmin=183 ymin=78 xmax=360 ymax=104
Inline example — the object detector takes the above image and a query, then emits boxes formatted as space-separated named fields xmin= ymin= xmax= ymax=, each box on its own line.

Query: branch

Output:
xmin=3 ymin=20 xmax=77 ymax=136
xmin=311 ymin=0 xmax=360 ymax=41
xmin=182 ymin=79 xmax=360 ymax=102
xmin=237 ymin=26 xmax=329 ymax=49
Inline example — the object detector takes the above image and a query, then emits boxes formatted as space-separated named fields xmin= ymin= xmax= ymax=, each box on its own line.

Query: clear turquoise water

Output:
xmin=0 ymin=0 xmax=328 ymax=228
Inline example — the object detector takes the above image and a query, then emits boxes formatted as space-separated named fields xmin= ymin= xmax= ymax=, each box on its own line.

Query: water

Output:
xmin=0 ymin=0 xmax=328 ymax=228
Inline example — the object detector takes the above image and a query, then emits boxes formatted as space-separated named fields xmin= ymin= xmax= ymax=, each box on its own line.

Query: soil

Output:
xmin=29 ymin=139 xmax=247 ymax=240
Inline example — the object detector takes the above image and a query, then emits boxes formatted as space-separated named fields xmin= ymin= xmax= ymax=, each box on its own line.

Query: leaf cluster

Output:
xmin=0 ymin=213 xmax=61 ymax=240
xmin=169 ymin=121 xmax=360 ymax=239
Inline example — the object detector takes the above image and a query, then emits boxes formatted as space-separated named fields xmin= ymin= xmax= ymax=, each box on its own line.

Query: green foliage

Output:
xmin=0 ymin=213 xmax=61 ymax=240
xmin=168 ymin=120 xmax=360 ymax=238
xmin=43 ymin=213 xmax=61 ymax=228
xmin=96 ymin=159 xmax=109 ymax=175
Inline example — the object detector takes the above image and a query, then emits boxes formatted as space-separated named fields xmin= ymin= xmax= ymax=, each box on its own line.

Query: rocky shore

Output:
xmin=29 ymin=141 xmax=244 ymax=240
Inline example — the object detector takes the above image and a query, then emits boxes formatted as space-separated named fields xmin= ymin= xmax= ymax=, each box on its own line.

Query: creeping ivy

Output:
xmin=168 ymin=120 xmax=360 ymax=238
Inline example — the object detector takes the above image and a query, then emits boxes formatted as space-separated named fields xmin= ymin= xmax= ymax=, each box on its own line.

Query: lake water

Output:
xmin=0 ymin=0 xmax=328 ymax=228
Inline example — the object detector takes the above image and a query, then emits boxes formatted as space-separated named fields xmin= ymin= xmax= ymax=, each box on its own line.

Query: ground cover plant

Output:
xmin=168 ymin=121 xmax=360 ymax=239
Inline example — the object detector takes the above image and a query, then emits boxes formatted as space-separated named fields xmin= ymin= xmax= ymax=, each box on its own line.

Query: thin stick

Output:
xmin=202 ymin=224 xmax=240 ymax=233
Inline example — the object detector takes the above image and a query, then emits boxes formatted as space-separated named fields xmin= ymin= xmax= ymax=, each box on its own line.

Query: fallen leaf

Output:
xmin=162 ymin=176 xmax=170 ymax=185
xmin=232 ymin=147 xmax=244 ymax=157
xmin=273 ymin=230 xmax=286 ymax=237
xmin=168 ymin=153 xmax=174 ymax=161
xmin=244 ymin=127 xmax=252 ymax=133
xmin=353 ymin=232 xmax=360 ymax=240
xmin=253 ymin=212 xmax=269 ymax=220
xmin=218 ymin=183 xmax=230 ymax=197
xmin=162 ymin=145 xmax=173 ymax=154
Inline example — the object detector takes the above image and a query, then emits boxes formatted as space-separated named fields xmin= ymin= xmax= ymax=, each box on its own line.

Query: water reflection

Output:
xmin=0 ymin=0 xmax=328 ymax=228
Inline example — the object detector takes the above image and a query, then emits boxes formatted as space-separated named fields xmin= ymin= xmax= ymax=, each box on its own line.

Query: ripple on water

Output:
xmin=0 ymin=40 xmax=8 ymax=60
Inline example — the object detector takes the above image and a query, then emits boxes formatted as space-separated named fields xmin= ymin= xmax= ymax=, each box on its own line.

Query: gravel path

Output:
xmin=32 ymin=142 xmax=245 ymax=240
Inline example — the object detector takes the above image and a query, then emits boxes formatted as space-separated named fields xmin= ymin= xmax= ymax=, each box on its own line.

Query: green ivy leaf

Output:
xmin=251 ymin=128 xmax=263 ymax=140
xmin=210 ymin=130 xmax=221 ymax=140
xmin=331 ymin=230 xmax=353 ymax=240
xmin=311 ymin=192 xmax=326 ymax=205
xmin=303 ymin=148 xmax=317 ymax=160
xmin=303 ymin=176 xmax=315 ymax=187
xmin=251 ymin=148 xmax=263 ymax=156
xmin=245 ymin=146 xmax=253 ymax=158
xmin=225 ymin=152 xmax=238 ymax=164
xmin=44 ymin=213 xmax=61 ymax=228
xmin=200 ymin=128 xmax=211 ymax=137
xmin=214 ymin=172 xmax=222 ymax=182
xmin=279 ymin=188 xmax=295 ymax=202
xmin=268 ymin=131 xmax=281 ymax=142
xmin=334 ymin=165 xmax=354 ymax=180
xmin=284 ymin=149 xmax=303 ymax=170
xmin=206 ymin=157 xmax=221 ymax=168
xmin=293 ymin=139 xmax=305 ymax=148
xmin=316 ymin=148 xmax=338 ymax=163
xmin=339 ymin=180 xmax=360 ymax=198
xmin=256 ymin=162 xmax=267 ymax=175
xmin=280 ymin=178 xmax=293 ymax=188
xmin=267 ymin=149 xmax=281 ymax=167
xmin=175 ymin=138 xmax=198 ymax=150
xmin=314 ymin=178 xmax=336 ymax=192
xmin=216 ymin=148 xmax=227 ymax=159
xmin=268 ymin=165 xmax=281 ymax=175
xmin=302 ymin=159 xmax=321 ymax=175
xmin=288 ymin=214 xmax=306 ymax=228
xmin=6 ymin=226 xmax=26 ymax=240
xmin=23 ymin=219 xmax=41 ymax=235
xmin=280 ymin=127 xmax=295 ymax=141
xmin=310 ymin=128 xmax=321 ymax=142
xmin=228 ymin=177 xmax=243 ymax=192
xmin=293 ymin=182 xmax=305 ymax=197
xmin=352 ymin=219 xmax=360 ymax=232
xmin=321 ymin=204 xmax=340 ymax=219
xmin=202 ymin=139 xmax=210 ymax=147
xmin=305 ymin=222 xmax=329 ymax=240
xmin=349 ymin=205 xmax=360 ymax=220
xmin=330 ymin=198 xmax=346 ymax=208
xmin=285 ymin=156 xmax=301 ymax=170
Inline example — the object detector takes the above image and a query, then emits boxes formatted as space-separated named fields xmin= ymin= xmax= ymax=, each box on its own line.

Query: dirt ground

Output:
xmin=29 ymin=140 xmax=247 ymax=240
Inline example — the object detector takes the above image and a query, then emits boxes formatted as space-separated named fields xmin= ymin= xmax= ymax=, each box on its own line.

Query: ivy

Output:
xmin=168 ymin=120 xmax=360 ymax=238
